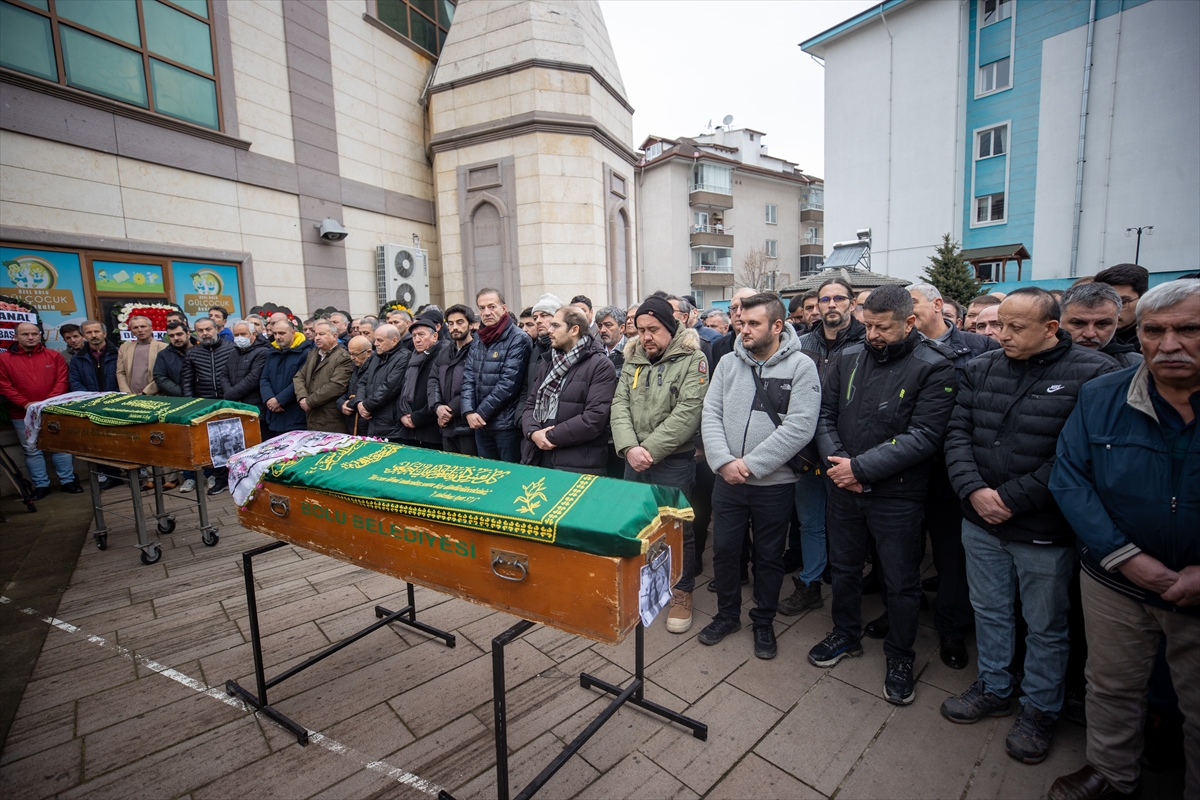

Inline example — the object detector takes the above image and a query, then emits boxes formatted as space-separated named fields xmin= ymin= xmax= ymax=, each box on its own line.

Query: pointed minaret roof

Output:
xmin=432 ymin=0 xmax=627 ymax=101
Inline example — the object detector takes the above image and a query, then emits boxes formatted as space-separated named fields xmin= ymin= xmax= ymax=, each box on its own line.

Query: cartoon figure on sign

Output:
xmin=4 ymin=258 xmax=54 ymax=289
xmin=147 ymin=272 xmax=159 ymax=285
xmin=190 ymin=270 xmax=222 ymax=295
xmin=97 ymin=269 xmax=108 ymax=283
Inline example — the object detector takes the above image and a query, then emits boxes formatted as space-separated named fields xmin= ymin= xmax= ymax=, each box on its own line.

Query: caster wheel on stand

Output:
xmin=157 ymin=517 xmax=176 ymax=534
xmin=202 ymin=529 xmax=220 ymax=547
xmin=140 ymin=545 xmax=162 ymax=565
xmin=95 ymin=532 xmax=107 ymax=551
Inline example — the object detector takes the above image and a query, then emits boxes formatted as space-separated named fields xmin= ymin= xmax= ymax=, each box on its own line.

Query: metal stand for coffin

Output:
xmin=437 ymin=619 xmax=707 ymax=800
xmin=224 ymin=540 xmax=457 ymax=744
xmin=83 ymin=457 xmax=220 ymax=564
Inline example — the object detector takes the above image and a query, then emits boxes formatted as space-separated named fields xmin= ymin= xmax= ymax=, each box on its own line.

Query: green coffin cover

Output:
xmin=44 ymin=394 xmax=259 ymax=425
xmin=263 ymin=440 xmax=693 ymax=558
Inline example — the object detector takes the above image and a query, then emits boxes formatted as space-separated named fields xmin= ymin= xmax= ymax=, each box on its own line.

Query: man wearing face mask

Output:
xmin=295 ymin=320 xmax=354 ymax=433
xmin=223 ymin=319 xmax=270 ymax=438
xmin=807 ymin=285 xmax=958 ymax=708
xmin=258 ymin=318 xmax=313 ymax=438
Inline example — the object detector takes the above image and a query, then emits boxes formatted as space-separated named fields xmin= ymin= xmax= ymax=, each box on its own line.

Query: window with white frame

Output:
xmin=806 ymin=227 xmax=820 ymax=244
xmin=765 ymin=240 xmax=777 ymax=258
xmin=690 ymin=163 xmax=732 ymax=194
xmin=975 ymin=193 xmax=1006 ymax=224
xmin=694 ymin=211 xmax=708 ymax=231
xmin=977 ymin=125 xmax=1007 ymax=159
xmin=975 ymin=260 xmax=1003 ymax=282
xmin=978 ymin=58 xmax=1011 ymax=94
xmin=692 ymin=247 xmax=732 ymax=270
xmin=981 ymin=0 xmax=1012 ymax=26
xmin=645 ymin=142 xmax=663 ymax=160
xmin=765 ymin=204 xmax=777 ymax=224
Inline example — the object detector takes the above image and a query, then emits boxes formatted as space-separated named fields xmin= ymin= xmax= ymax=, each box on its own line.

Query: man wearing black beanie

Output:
xmin=611 ymin=295 xmax=709 ymax=635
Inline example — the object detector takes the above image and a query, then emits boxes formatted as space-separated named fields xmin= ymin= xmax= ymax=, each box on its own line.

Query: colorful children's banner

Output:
xmin=1 ymin=247 xmax=86 ymax=351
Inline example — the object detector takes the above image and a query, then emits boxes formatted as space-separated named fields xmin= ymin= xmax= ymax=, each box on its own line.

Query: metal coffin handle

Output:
xmin=491 ymin=550 xmax=528 ymax=582
xmin=646 ymin=538 xmax=669 ymax=569
xmin=46 ymin=421 xmax=60 ymax=433
xmin=150 ymin=431 xmax=165 ymax=445
xmin=269 ymin=494 xmax=290 ymax=517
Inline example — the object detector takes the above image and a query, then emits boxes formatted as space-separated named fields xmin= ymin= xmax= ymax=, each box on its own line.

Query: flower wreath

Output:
xmin=380 ymin=301 xmax=413 ymax=317
xmin=0 ymin=294 xmax=41 ymax=344
xmin=113 ymin=301 xmax=184 ymax=333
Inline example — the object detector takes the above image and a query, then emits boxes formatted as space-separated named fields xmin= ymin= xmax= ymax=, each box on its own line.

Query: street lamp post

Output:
xmin=1125 ymin=225 xmax=1153 ymax=264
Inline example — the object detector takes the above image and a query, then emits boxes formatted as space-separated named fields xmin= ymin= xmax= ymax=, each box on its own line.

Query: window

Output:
xmin=693 ymin=211 xmax=709 ymax=231
xmin=977 ymin=125 xmax=1007 ymax=159
xmin=976 ymin=192 xmax=1006 ymax=224
xmin=0 ymin=0 xmax=222 ymax=130
xmin=692 ymin=247 xmax=732 ymax=271
xmin=978 ymin=58 xmax=1011 ymax=94
xmin=806 ymin=227 xmax=821 ymax=244
xmin=645 ymin=142 xmax=663 ymax=160
xmin=802 ymin=186 xmax=824 ymax=211
xmin=765 ymin=240 xmax=777 ymax=258
xmin=765 ymin=204 xmax=777 ymax=224
xmin=377 ymin=0 xmax=456 ymax=57
xmin=690 ymin=163 xmax=732 ymax=194
xmin=800 ymin=255 xmax=824 ymax=275
xmin=975 ymin=260 xmax=1003 ymax=282
xmin=982 ymin=0 xmax=1012 ymax=26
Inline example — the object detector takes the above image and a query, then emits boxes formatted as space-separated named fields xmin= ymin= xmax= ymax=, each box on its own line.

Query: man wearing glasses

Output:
xmin=340 ymin=335 xmax=374 ymax=435
xmin=778 ymin=279 xmax=867 ymax=617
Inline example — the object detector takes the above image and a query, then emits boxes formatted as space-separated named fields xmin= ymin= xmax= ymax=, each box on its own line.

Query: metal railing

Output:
xmin=692 ymin=263 xmax=734 ymax=273
xmin=691 ymin=224 xmax=729 ymax=235
xmin=689 ymin=182 xmax=732 ymax=195
xmin=804 ymin=236 xmax=823 ymax=245
xmin=801 ymin=200 xmax=824 ymax=211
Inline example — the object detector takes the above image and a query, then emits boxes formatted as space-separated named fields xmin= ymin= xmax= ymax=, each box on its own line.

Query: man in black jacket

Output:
xmin=521 ymin=292 xmax=562 ymax=402
xmin=398 ymin=314 xmax=444 ymax=448
xmin=181 ymin=317 xmax=236 ymax=493
xmin=940 ymin=287 xmax=1116 ymax=765
xmin=154 ymin=320 xmax=191 ymax=398
xmin=1059 ymin=282 xmax=1144 ymax=369
xmin=806 ymin=285 xmax=958 ymax=708
xmin=340 ymin=335 xmax=374 ymax=435
xmin=519 ymin=306 xmax=617 ymax=474
xmin=908 ymin=284 xmax=1002 ymax=670
xmin=223 ymin=319 xmax=270 ymax=439
xmin=431 ymin=305 xmax=477 ymax=454
xmin=350 ymin=324 xmax=409 ymax=442
xmin=779 ymin=278 xmax=868 ymax=617
xmin=1093 ymin=263 xmax=1148 ymax=353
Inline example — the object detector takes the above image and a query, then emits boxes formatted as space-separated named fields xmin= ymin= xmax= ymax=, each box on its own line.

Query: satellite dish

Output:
xmin=722 ymin=114 xmax=734 ymax=127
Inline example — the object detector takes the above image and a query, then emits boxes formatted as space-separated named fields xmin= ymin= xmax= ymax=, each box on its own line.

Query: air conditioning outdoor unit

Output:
xmin=376 ymin=244 xmax=429 ymax=311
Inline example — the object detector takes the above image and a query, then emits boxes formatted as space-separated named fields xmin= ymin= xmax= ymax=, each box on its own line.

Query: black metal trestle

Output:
xmin=439 ymin=620 xmax=708 ymax=800
xmin=225 ymin=541 xmax=456 ymax=744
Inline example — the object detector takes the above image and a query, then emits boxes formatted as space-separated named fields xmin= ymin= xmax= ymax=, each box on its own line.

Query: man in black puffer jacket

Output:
xmin=154 ymin=320 xmax=192 ymax=398
xmin=350 ymin=324 xmax=410 ymax=442
xmin=462 ymin=289 xmax=531 ymax=463
xmin=807 ymin=285 xmax=958 ymax=708
xmin=181 ymin=316 xmax=236 ymax=493
xmin=520 ymin=306 xmax=616 ymax=474
xmin=430 ymin=305 xmax=477 ymax=454
xmin=223 ymin=320 xmax=270 ymax=439
xmin=940 ymin=288 xmax=1116 ymax=766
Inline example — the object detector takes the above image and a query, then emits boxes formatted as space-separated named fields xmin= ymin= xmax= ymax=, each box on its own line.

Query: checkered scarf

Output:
xmin=533 ymin=336 xmax=590 ymax=425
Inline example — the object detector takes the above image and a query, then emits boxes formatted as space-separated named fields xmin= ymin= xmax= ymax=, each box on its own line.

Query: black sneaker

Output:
xmin=884 ymin=658 xmax=915 ymax=705
xmin=698 ymin=617 xmax=741 ymax=646
xmin=1005 ymin=702 xmax=1055 ymax=764
xmin=753 ymin=625 xmax=777 ymax=660
xmin=206 ymin=479 xmax=229 ymax=496
xmin=864 ymin=612 xmax=889 ymax=639
xmin=60 ymin=481 xmax=84 ymax=494
xmin=808 ymin=631 xmax=864 ymax=667
xmin=778 ymin=576 xmax=823 ymax=616
xmin=30 ymin=486 xmax=51 ymax=501
xmin=941 ymin=679 xmax=1013 ymax=724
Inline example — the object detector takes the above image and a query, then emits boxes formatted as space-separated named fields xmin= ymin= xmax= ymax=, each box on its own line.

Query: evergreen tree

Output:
xmin=923 ymin=234 xmax=982 ymax=306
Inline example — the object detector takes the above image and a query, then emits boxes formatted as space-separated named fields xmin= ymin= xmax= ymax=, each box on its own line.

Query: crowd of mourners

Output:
xmin=1 ymin=262 xmax=1196 ymax=800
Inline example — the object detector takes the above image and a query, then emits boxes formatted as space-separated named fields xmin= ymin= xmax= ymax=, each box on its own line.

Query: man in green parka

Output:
xmin=611 ymin=296 xmax=709 ymax=634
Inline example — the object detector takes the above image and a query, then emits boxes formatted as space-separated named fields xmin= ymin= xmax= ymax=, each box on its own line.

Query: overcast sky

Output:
xmin=598 ymin=0 xmax=877 ymax=177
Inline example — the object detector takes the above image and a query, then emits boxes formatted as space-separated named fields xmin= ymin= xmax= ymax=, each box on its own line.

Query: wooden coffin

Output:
xmin=40 ymin=413 xmax=262 ymax=470
xmin=239 ymin=485 xmax=683 ymax=645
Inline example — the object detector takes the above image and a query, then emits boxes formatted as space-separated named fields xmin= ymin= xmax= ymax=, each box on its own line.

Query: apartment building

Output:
xmin=803 ymin=0 xmax=1198 ymax=289
xmin=635 ymin=127 xmax=823 ymax=308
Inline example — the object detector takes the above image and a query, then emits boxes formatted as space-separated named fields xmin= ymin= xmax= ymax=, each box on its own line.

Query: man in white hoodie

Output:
xmin=699 ymin=292 xmax=822 ymax=659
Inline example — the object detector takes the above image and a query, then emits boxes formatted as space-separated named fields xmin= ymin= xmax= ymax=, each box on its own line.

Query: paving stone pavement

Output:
xmin=0 ymin=486 xmax=1158 ymax=800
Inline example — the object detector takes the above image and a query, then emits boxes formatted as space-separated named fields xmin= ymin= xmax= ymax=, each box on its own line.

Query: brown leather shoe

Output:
xmin=1048 ymin=766 xmax=1133 ymax=800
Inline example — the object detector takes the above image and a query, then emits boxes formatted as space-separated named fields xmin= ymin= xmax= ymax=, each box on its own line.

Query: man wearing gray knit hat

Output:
xmin=522 ymin=293 xmax=564 ymax=402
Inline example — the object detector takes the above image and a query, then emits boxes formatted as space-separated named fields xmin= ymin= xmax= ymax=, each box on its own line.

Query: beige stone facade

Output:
xmin=429 ymin=0 xmax=637 ymax=311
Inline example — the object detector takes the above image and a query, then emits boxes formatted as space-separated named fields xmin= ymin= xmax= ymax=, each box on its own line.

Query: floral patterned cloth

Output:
xmin=23 ymin=391 xmax=119 ymax=448
xmin=226 ymin=430 xmax=361 ymax=507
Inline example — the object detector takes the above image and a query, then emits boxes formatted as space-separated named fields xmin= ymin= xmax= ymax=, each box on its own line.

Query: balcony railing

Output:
xmin=800 ymin=200 xmax=824 ymax=211
xmin=692 ymin=224 xmax=727 ymax=234
xmin=692 ymin=263 xmax=733 ymax=273
xmin=690 ymin=182 xmax=732 ymax=195
xmin=805 ymin=236 xmax=823 ymax=245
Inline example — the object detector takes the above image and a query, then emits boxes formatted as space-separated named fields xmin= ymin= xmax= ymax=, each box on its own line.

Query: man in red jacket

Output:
xmin=0 ymin=322 xmax=81 ymax=498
